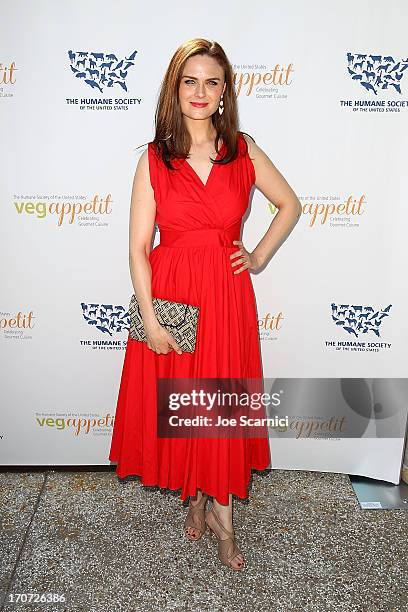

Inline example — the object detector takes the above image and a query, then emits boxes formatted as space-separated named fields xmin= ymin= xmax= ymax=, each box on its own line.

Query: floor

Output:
xmin=0 ymin=469 xmax=407 ymax=611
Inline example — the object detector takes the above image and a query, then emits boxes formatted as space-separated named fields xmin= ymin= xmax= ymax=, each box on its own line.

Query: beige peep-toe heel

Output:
xmin=183 ymin=494 xmax=208 ymax=541
xmin=205 ymin=507 xmax=245 ymax=570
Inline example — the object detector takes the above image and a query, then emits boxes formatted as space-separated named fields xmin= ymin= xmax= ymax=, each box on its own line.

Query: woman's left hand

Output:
xmin=230 ymin=240 xmax=260 ymax=274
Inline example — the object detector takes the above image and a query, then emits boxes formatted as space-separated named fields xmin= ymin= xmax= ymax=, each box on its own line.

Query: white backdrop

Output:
xmin=1 ymin=0 xmax=407 ymax=485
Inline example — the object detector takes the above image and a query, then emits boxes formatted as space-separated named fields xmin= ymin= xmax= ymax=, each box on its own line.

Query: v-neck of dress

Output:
xmin=183 ymin=140 xmax=225 ymax=188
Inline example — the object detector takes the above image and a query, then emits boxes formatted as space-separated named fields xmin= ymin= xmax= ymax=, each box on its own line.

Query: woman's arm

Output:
xmin=128 ymin=149 xmax=159 ymax=331
xmin=128 ymin=150 xmax=182 ymax=354
xmin=242 ymin=134 xmax=302 ymax=270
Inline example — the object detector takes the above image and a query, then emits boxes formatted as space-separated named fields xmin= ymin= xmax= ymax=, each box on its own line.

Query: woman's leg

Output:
xmin=212 ymin=494 xmax=244 ymax=569
xmin=185 ymin=489 xmax=208 ymax=539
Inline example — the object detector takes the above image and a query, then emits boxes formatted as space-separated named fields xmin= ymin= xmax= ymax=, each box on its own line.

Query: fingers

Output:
xmin=230 ymin=255 xmax=247 ymax=268
xmin=145 ymin=327 xmax=183 ymax=355
xmin=230 ymin=240 xmax=250 ymax=275
xmin=148 ymin=341 xmax=182 ymax=355
xmin=169 ymin=340 xmax=183 ymax=355
xmin=231 ymin=254 xmax=249 ymax=274
xmin=230 ymin=242 xmax=245 ymax=261
xmin=233 ymin=262 xmax=249 ymax=274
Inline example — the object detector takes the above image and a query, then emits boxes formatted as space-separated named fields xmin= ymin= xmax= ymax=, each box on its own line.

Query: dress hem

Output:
xmin=109 ymin=458 xmax=271 ymax=505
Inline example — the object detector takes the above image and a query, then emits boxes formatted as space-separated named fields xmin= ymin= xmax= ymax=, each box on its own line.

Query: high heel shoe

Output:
xmin=205 ymin=507 xmax=245 ymax=570
xmin=183 ymin=494 xmax=208 ymax=541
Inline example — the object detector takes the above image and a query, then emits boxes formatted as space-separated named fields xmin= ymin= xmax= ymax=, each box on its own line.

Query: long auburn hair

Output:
xmin=142 ymin=38 xmax=254 ymax=170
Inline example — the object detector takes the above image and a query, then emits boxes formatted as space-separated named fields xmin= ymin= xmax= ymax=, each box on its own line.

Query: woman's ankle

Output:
xmin=190 ymin=490 xmax=207 ymax=506
xmin=212 ymin=505 xmax=233 ymax=529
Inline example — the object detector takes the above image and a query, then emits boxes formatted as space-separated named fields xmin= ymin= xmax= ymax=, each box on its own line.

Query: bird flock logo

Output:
xmin=346 ymin=53 xmax=408 ymax=94
xmin=331 ymin=303 xmax=392 ymax=338
xmin=68 ymin=50 xmax=137 ymax=92
xmin=81 ymin=302 xmax=129 ymax=335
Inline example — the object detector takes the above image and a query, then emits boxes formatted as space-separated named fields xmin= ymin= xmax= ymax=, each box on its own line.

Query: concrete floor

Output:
xmin=0 ymin=469 xmax=407 ymax=611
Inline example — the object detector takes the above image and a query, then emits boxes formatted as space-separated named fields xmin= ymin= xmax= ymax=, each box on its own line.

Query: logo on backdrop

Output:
xmin=342 ymin=52 xmax=408 ymax=113
xmin=66 ymin=49 xmax=140 ymax=111
xmin=299 ymin=194 xmax=366 ymax=228
xmin=35 ymin=413 xmax=114 ymax=437
xmin=68 ymin=50 xmax=137 ymax=93
xmin=0 ymin=310 xmax=34 ymax=340
xmin=232 ymin=62 xmax=293 ymax=101
xmin=267 ymin=202 xmax=278 ymax=216
xmin=347 ymin=53 xmax=407 ymax=95
xmin=327 ymin=302 xmax=392 ymax=352
xmin=81 ymin=302 xmax=129 ymax=345
xmin=13 ymin=193 xmax=113 ymax=227
xmin=265 ymin=194 xmax=367 ymax=229
xmin=0 ymin=60 xmax=17 ymax=100
xmin=258 ymin=311 xmax=284 ymax=342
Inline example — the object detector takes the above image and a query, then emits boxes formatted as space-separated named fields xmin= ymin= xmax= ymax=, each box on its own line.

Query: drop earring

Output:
xmin=218 ymin=94 xmax=224 ymax=115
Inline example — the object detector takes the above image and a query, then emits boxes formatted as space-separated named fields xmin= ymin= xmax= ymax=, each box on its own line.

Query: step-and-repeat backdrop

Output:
xmin=1 ymin=0 xmax=408 ymax=484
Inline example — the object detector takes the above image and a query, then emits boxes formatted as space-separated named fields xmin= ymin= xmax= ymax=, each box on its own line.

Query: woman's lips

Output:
xmin=191 ymin=102 xmax=208 ymax=107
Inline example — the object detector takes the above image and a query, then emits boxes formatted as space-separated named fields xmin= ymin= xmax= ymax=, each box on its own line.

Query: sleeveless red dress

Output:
xmin=109 ymin=131 xmax=271 ymax=504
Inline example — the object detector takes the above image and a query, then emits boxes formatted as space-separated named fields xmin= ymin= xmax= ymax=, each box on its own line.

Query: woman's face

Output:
xmin=179 ymin=54 xmax=226 ymax=121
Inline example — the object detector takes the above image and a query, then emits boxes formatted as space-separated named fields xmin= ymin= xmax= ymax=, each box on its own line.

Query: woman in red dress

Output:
xmin=109 ymin=38 xmax=302 ymax=571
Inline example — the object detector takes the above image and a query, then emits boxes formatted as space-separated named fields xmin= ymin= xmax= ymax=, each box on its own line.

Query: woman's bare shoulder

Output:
xmin=240 ymin=132 xmax=264 ymax=160
xmin=131 ymin=147 xmax=154 ymax=193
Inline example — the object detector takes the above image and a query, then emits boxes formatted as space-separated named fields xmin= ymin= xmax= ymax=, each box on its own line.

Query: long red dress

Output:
xmin=109 ymin=131 xmax=271 ymax=504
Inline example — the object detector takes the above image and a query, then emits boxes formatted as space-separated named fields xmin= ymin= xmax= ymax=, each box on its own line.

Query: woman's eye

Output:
xmin=184 ymin=80 xmax=218 ymax=86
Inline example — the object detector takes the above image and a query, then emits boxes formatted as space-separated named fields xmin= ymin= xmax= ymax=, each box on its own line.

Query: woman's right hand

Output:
xmin=144 ymin=322 xmax=183 ymax=355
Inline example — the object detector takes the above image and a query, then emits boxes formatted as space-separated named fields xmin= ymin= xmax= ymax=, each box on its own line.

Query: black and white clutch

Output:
xmin=128 ymin=294 xmax=200 ymax=353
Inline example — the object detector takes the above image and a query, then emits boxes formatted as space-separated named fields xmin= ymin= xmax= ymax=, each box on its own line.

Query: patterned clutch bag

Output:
xmin=128 ymin=294 xmax=200 ymax=353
